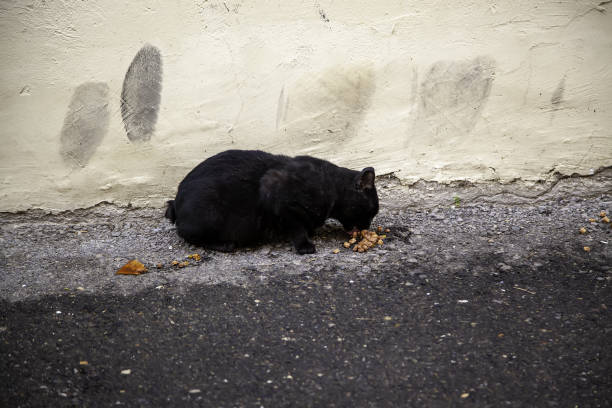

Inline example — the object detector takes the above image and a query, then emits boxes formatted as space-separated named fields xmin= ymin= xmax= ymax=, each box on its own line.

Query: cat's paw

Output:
xmin=296 ymin=242 xmax=316 ymax=255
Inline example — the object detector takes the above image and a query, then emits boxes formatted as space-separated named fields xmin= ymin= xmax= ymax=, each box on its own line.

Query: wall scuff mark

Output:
xmin=60 ymin=82 xmax=110 ymax=168
xmin=280 ymin=64 xmax=376 ymax=153
xmin=551 ymin=76 xmax=566 ymax=108
xmin=417 ymin=56 xmax=496 ymax=137
xmin=121 ymin=44 xmax=163 ymax=142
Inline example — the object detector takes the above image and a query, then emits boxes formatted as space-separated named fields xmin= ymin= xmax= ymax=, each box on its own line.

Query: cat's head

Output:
xmin=335 ymin=167 xmax=379 ymax=231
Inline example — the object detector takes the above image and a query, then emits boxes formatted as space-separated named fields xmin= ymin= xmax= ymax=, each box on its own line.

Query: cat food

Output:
xmin=343 ymin=228 xmax=388 ymax=253
xmin=602 ymin=216 xmax=610 ymax=223
xmin=333 ymin=249 xmax=341 ymax=254
xmin=579 ymin=227 xmax=587 ymax=234
xmin=600 ymin=211 xmax=607 ymax=218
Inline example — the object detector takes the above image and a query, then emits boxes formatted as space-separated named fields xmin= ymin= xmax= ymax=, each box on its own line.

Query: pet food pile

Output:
xmin=338 ymin=226 xmax=390 ymax=253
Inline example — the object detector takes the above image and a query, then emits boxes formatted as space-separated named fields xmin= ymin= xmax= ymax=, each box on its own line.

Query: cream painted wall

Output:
xmin=0 ymin=0 xmax=611 ymax=211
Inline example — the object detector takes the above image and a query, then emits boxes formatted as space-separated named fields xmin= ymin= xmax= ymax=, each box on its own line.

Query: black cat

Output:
xmin=165 ymin=150 xmax=379 ymax=254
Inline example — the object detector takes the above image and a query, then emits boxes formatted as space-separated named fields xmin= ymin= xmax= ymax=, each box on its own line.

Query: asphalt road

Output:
xmin=1 ymin=177 xmax=611 ymax=407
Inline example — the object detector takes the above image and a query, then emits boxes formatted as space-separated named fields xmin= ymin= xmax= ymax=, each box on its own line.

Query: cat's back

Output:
xmin=180 ymin=150 xmax=287 ymax=185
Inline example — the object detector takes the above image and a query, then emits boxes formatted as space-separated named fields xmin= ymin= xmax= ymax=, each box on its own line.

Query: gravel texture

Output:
xmin=1 ymin=174 xmax=611 ymax=407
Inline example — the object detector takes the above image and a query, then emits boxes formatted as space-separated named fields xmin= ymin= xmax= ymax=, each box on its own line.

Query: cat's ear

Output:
xmin=357 ymin=167 xmax=375 ymax=190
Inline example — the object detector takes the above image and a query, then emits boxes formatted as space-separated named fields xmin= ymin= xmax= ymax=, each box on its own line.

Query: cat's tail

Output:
xmin=164 ymin=200 xmax=176 ymax=223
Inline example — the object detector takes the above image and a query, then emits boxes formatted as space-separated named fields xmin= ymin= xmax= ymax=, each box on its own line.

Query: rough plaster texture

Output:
xmin=0 ymin=1 xmax=611 ymax=211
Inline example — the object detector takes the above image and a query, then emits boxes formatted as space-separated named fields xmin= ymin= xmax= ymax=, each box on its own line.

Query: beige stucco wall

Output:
xmin=1 ymin=0 xmax=611 ymax=211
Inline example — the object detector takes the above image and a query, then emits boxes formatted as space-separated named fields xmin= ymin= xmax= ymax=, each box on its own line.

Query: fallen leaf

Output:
xmin=116 ymin=260 xmax=147 ymax=275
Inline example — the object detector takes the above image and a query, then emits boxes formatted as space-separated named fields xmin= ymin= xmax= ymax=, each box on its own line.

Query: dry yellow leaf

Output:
xmin=116 ymin=260 xmax=147 ymax=275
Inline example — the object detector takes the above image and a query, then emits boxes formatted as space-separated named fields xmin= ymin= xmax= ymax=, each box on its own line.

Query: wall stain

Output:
xmin=319 ymin=9 xmax=330 ymax=22
xmin=121 ymin=44 xmax=163 ymax=142
xmin=60 ymin=82 xmax=110 ymax=168
xmin=551 ymin=76 xmax=565 ymax=107
xmin=196 ymin=0 xmax=241 ymax=14
xmin=279 ymin=64 xmax=376 ymax=152
xmin=418 ymin=56 xmax=495 ymax=136
xmin=275 ymin=85 xmax=288 ymax=131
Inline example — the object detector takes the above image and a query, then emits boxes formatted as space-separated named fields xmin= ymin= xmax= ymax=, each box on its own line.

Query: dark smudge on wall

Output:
xmin=121 ymin=44 xmax=163 ymax=142
xmin=551 ymin=76 xmax=565 ymax=107
xmin=60 ymin=82 xmax=110 ymax=168
xmin=418 ymin=56 xmax=495 ymax=135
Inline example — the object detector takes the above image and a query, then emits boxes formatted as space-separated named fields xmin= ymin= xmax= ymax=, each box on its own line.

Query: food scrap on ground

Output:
xmin=341 ymin=228 xmax=389 ymax=253
xmin=583 ymin=246 xmax=591 ymax=252
xmin=170 ymin=254 xmax=204 ymax=268
xmin=116 ymin=260 xmax=147 ymax=275
xmin=579 ymin=227 xmax=587 ymax=234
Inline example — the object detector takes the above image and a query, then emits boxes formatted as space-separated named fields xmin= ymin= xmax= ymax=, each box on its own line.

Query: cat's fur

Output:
xmin=165 ymin=149 xmax=379 ymax=254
